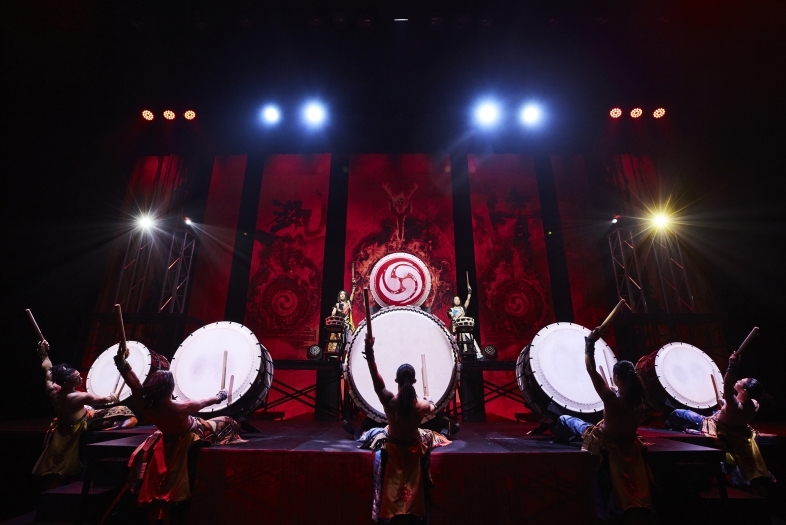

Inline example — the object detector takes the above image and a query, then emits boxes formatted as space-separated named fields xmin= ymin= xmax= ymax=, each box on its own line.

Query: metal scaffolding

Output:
xmin=158 ymin=228 xmax=196 ymax=314
xmin=114 ymin=230 xmax=155 ymax=313
xmin=650 ymin=231 xmax=695 ymax=313
xmin=608 ymin=228 xmax=648 ymax=313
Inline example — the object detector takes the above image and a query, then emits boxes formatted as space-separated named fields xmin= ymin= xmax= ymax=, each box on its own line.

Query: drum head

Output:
xmin=172 ymin=322 xmax=271 ymax=417
xmin=86 ymin=341 xmax=151 ymax=403
xmin=527 ymin=323 xmax=617 ymax=415
xmin=345 ymin=307 xmax=457 ymax=422
xmin=654 ymin=342 xmax=723 ymax=410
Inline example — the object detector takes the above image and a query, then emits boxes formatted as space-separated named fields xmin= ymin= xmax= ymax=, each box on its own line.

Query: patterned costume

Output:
xmin=33 ymin=405 xmax=137 ymax=478
xmin=359 ymin=427 xmax=451 ymax=523
xmin=127 ymin=416 xmax=245 ymax=505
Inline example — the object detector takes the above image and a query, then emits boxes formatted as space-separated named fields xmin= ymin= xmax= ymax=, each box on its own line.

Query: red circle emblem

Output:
xmin=369 ymin=253 xmax=432 ymax=307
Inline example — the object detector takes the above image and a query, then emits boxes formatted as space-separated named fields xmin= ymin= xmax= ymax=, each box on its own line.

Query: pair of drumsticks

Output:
xmin=363 ymin=288 xmax=430 ymax=397
xmin=710 ymin=327 xmax=759 ymax=406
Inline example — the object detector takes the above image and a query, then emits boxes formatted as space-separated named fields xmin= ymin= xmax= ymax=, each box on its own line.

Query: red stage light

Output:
xmin=653 ymin=108 xmax=666 ymax=119
xmin=630 ymin=108 xmax=643 ymax=118
xmin=609 ymin=108 xmax=622 ymax=119
xmin=184 ymin=110 xmax=196 ymax=120
xmin=142 ymin=110 xmax=154 ymax=121
xmin=163 ymin=110 xmax=176 ymax=120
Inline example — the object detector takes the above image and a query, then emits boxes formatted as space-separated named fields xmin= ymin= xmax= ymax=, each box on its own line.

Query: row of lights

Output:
xmin=610 ymin=108 xmax=666 ymax=119
xmin=473 ymin=101 xmax=543 ymax=129
xmin=259 ymin=101 xmax=328 ymax=128
xmin=142 ymin=110 xmax=197 ymax=121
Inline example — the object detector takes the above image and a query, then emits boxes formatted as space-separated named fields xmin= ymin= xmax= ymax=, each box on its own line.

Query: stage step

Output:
xmin=34 ymin=472 xmax=124 ymax=524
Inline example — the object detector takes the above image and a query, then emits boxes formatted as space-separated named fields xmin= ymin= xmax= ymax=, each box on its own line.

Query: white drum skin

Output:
xmin=344 ymin=306 xmax=458 ymax=423
xmin=517 ymin=323 xmax=617 ymax=418
xmin=171 ymin=322 xmax=273 ymax=418
xmin=87 ymin=341 xmax=155 ymax=403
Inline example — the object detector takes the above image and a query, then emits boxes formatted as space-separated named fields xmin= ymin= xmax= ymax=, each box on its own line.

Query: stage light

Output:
xmin=519 ymin=104 xmax=542 ymax=126
xmin=630 ymin=108 xmax=643 ymax=118
xmin=653 ymin=108 xmax=666 ymax=119
xmin=394 ymin=18 xmax=408 ymax=22
xmin=261 ymin=105 xmax=281 ymax=125
xmin=136 ymin=214 xmax=155 ymax=231
xmin=609 ymin=108 xmax=622 ymax=119
xmin=142 ymin=110 xmax=154 ymax=121
xmin=184 ymin=217 xmax=192 ymax=225
xmin=302 ymin=101 xmax=327 ymax=127
xmin=474 ymin=100 xmax=501 ymax=128
xmin=652 ymin=213 xmax=670 ymax=228
xmin=184 ymin=110 xmax=196 ymax=120
xmin=482 ymin=345 xmax=498 ymax=360
xmin=307 ymin=345 xmax=323 ymax=360
xmin=163 ymin=110 xmax=176 ymax=120
xmin=611 ymin=218 xmax=618 ymax=224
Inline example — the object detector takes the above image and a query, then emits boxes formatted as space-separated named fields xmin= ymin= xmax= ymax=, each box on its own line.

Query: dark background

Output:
xmin=2 ymin=0 xmax=785 ymax=421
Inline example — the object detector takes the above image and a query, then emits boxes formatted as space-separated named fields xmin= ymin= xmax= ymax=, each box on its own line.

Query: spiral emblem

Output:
xmin=492 ymin=279 xmax=546 ymax=333
xmin=261 ymin=275 xmax=310 ymax=329
xmin=369 ymin=252 xmax=432 ymax=307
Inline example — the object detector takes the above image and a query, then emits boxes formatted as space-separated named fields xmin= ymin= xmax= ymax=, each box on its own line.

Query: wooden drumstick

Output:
xmin=598 ymin=299 xmax=626 ymax=334
xmin=351 ymin=262 xmax=355 ymax=285
xmin=114 ymin=304 xmax=128 ymax=353
xmin=115 ymin=380 xmax=126 ymax=400
xmin=466 ymin=271 xmax=470 ymax=289
xmin=735 ymin=327 xmax=759 ymax=355
xmin=602 ymin=351 xmax=615 ymax=387
xmin=221 ymin=350 xmax=228 ymax=391
xmin=112 ymin=373 xmax=122 ymax=395
xmin=363 ymin=289 xmax=373 ymax=339
xmin=710 ymin=374 xmax=722 ymax=406
xmin=598 ymin=365 xmax=610 ymax=388
xmin=228 ymin=375 xmax=234 ymax=405
xmin=25 ymin=309 xmax=45 ymax=341
xmin=421 ymin=354 xmax=430 ymax=398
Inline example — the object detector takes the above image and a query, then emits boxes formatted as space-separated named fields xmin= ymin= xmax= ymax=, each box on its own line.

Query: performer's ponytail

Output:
xmin=51 ymin=363 xmax=78 ymax=386
xmin=141 ymin=370 xmax=175 ymax=409
xmin=613 ymin=360 xmax=645 ymax=410
xmin=395 ymin=364 xmax=417 ymax=419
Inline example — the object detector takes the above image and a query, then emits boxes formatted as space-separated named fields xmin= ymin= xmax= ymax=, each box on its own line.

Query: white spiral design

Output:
xmin=369 ymin=253 xmax=432 ymax=307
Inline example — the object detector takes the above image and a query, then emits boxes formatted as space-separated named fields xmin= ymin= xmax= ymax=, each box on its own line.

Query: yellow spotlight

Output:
xmin=652 ymin=213 xmax=670 ymax=228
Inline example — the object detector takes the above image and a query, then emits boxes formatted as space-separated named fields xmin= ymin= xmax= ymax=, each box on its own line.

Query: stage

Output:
xmin=3 ymin=419 xmax=785 ymax=525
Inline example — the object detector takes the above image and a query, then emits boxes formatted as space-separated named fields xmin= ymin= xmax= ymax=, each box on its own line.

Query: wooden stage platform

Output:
xmin=1 ymin=420 xmax=784 ymax=525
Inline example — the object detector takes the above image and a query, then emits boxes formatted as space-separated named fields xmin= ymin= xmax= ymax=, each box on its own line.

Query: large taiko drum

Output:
xmin=87 ymin=341 xmax=169 ymax=404
xmin=635 ymin=342 xmax=723 ymax=414
xmin=516 ymin=323 xmax=618 ymax=420
xmin=343 ymin=307 xmax=458 ymax=423
xmin=171 ymin=322 xmax=274 ymax=418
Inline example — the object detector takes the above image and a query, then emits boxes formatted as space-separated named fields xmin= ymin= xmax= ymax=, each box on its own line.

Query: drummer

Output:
xmin=33 ymin=340 xmax=137 ymax=482
xmin=551 ymin=329 xmax=653 ymax=521
xmin=113 ymin=343 xmax=245 ymax=521
xmin=332 ymin=285 xmax=356 ymax=339
xmin=358 ymin=333 xmax=451 ymax=524
xmin=665 ymin=351 xmax=774 ymax=491
xmin=446 ymin=285 xmax=472 ymax=335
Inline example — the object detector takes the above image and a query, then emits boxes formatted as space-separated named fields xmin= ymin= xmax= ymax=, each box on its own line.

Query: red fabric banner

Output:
xmin=244 ymin=154 xmax=331 ymax=418
xmin=188 ymin=155 xmax=247 ymax=324
xmin=344 ymin=155 xmax=456 ymax=327
xmin=468 ymin=154 xmax=555 ymax=419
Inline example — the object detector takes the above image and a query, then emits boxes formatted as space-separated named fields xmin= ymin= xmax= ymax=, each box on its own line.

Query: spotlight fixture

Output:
xmin=184 ymin=217 xmax=193 ymax=225
xmin=611 ymin=218 xmax=618 ymax=224
xmin=653 ymin=108 xmax=666 ymax=119
xmin=652 ymin=213 xmax=670 ymax=229
xmin=163 ymin=110 xmax=176 ymax=120
xmin=184 ymin=110 xmax=196 ymax=120
xmin=261 ymin=104 xmax=281 ymax=125
xmin=482 ymin=345 xmax=498 ymax=360
xmin=142 ymin=110 xmax=154 ymax=121
xmin=307 ymin=345 xmax=323 ymax=360
xmin=630 ymin=108 xmax=643 ymax=118
xmin=136 ymin=214 xmax=155 ymax=231
xmin=609 ymin=108 xmax=622 ymax=119
xmin=302 ymin=101 xmax=327 ymax=127
xmin=474 ymin=100 xmax=501 ymax=128
xmin=519 ymin=104 xmax=542 ymax=126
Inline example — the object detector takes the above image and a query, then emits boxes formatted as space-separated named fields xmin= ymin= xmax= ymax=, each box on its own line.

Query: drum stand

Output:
xmin=455 ymin=329 xmax=477 ymax=361
xmin=324 ymin=328 xmax=347 ymax=359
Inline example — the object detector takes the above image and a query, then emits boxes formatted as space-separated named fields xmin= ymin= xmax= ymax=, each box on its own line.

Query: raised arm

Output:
xmin=363 ymin=335 xmax=394 ymax=405
xmin=176 ymin=391 xmax=228 ymax=415
xmin=585 ymin=328 xmax=615 ymax=401
xmin=723 ymin=352 xmax=743 ymax=410
xmin=114 ymin=344 xmax=144 ymax=407
xmin=463 ymin=285 xmax=472 ymax=310
xmin=38 ymin=340 xmax=60 ymax=397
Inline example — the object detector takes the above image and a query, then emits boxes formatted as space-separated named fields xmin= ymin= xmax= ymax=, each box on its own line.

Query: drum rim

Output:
xmin=369 ymin=252 xmax=433 ymax=308
xmin=526 ymin=322 xmax=617 ymax=414
xmin=653 ymin=342 xmax=723 ymax=409
xmin=171 ymin=321 xmax=271 ymax=417
xmin=87 ymin=341 xmax=151 ymax=403
xmin=344 ymin=306 xmax=458 ymax=423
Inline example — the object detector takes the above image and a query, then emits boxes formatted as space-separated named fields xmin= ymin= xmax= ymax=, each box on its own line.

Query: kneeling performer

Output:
xmin=113 ymin=343 xmax=245 ymax=521
xmin=360 ymin=334 xmax=451 ymax=524
xmin=552 ymin=329 xmax=652 ymax=519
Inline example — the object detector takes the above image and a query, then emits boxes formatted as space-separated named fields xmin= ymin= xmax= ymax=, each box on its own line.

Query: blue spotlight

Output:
xmin=474 ymin=100 xmax=502 ymax=128
xmin=302 ymin=101 xmax=327 ymax=128
xmin=519 ymin=104 xmax=542 ymax=126
xmin=261 ymin=104 xmax=281 ymax=125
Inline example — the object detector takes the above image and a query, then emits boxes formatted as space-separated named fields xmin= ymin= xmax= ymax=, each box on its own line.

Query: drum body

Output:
xmin=344 ymin=307 xmax=458 ymax=423
xmin=171 ymin=322 xmax=274 ymax=419
xmin=516 ymin=323 xmax=617 ymax=421
xmin=635 ymin=342 xmax=722 ymax=414
xmin=87 ymin=341 xmax=169 ymax=404
xmin=454 ymin=317 xmax=475 ymax=333
xmin=325 ymin=316 xmax=346 ymax=333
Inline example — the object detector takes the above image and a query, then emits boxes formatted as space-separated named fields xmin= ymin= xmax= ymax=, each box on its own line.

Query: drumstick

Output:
xmin=598 ymin=365 xmax=610 ymax=388
xmin=221 ymin=350 xmax=228 ymax=391
xmin=363 ymin=289 xmax=373 ymax=339
xmin=228 ymin=375 xmax=234 ymax=405
xmin=598 ymin=299 xmax=626 ymax=334
xmin=710 ymin=374 xmax=722 ymax=406
xmin=115 ymin=380 xmax=126 ymax=400
xmin=352 ymin=262 xmax=355 ymax=284
xmin=114 ymin=304 xmax=128 ymax=353
xmin=112 ymin=373 xmax=122 ymax=394
xmin=466 ymin=271 xmax=470 ymax=289
xmin=602 ymin=351 xmax=615 ymax=386
xmin=421 ymin=354 xmax=430 ymax=398
xmin=735 ymin=327 xmax=759 ymax=355
xmin=25 ymin=309 xmax=45 ymax=341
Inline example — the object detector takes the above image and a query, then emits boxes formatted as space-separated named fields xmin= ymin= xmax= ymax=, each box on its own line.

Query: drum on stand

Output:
xmin=516 ymin=323 xmax=617 ymax=421
xmin=171 ymin=321 xmax=274 ymax=419
xmin=343 ymin=307 xmax=459 ymax=423
xmin=87 ymin=341 xmax=169 ymax=404
xmin=635 ymin=342 xmax=723 ymax=414
xmin=325 ymin=316 xmax=346 ymax=333
xmin=453 ymin=317 xmax=475 ymax=333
